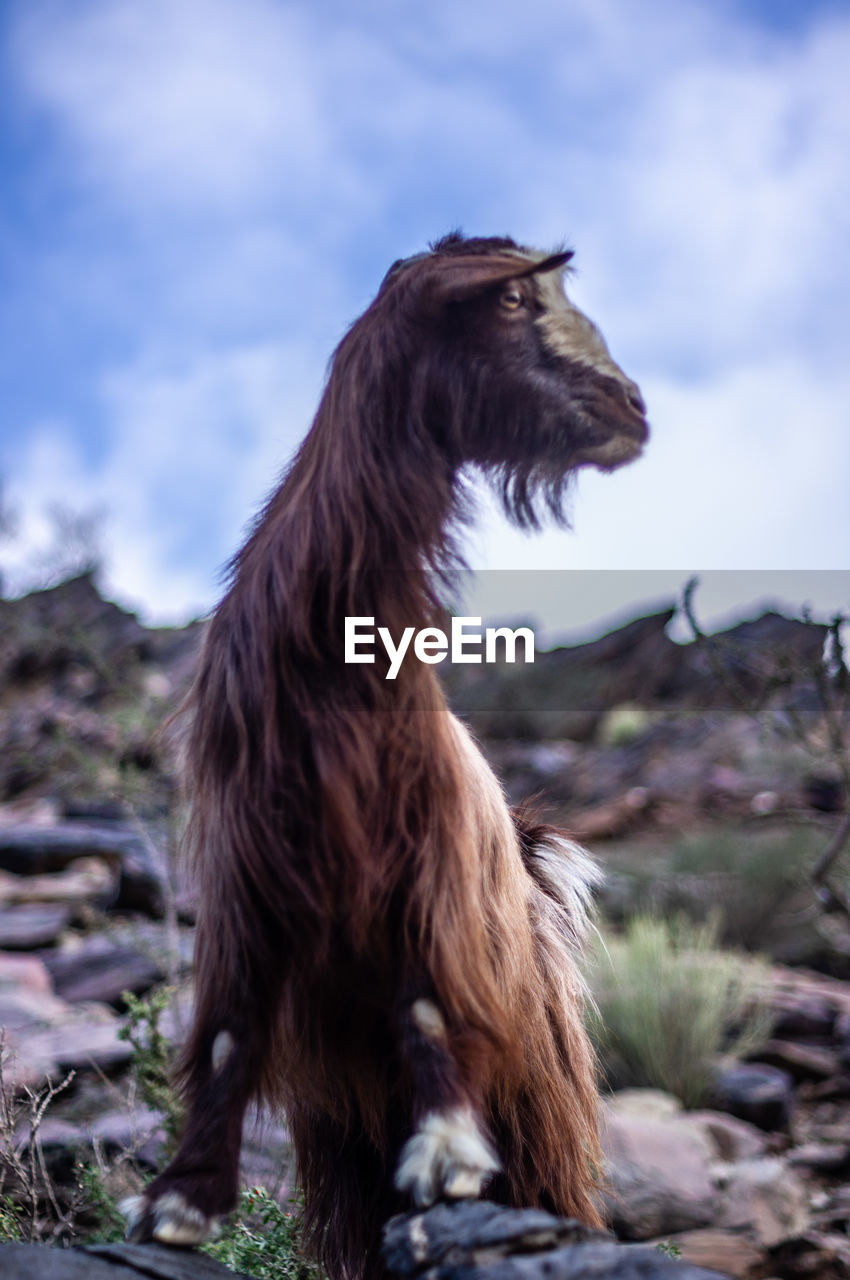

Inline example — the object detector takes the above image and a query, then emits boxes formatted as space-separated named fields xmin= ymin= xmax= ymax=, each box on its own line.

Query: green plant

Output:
xmin=0 ymin=1196 xmax=21 ymax=1242
xmin=206 ymin=1186 xmax=322 ymax=1280
xmin=597 ymin=702 xmax=652 ymax=747
xmin=589 ymin=913 xmax=771 ymax=1107
xmin=117 ymin=987 xmax=184 ymax=1153
xmin=655 ymin=1239 xmax=682 ymax=1257
xmin=72 ymin=1152 xmax=132 ymax=1244
xmin=668 ymin=826 xmax=819 ymax=884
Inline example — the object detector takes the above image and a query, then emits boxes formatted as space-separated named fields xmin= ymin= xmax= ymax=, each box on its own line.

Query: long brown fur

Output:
xmin=127 ymin=233 xmax=648 ymax=1279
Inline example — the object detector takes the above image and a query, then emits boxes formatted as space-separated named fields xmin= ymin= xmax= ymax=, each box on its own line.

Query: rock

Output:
xmin=753 ymin=1039 xmax=841 ymax=1082
xmin=836 ymin=1012 xmax=850 ymax=1069
xmin=21 ymin=1005 xmax=132 ymax=1075
xmin=383 ymin=1199 xmax=602 ymax=1271
xmin=0 ymin=904 xmax=73 ymax=949
xmin=4 ymin=996 xmax=131 ymax=1085
xmin=601 ymin=1100 xmax=718 ymax=1239
xmin=710 ymin=1062 xmax=794 ymax=1132
xmin=0 ymin=949 xmax=54 ymax=994
xmin=88 ymin=1107 xmax=167 ymax=1168
xmin=771 ymin=994 xmax=837 ymax=1040
xmin=0 ymin=1241 xmax=251 ymax=1278
xmin=713 ymin=1157 xmax=809 ymax=1247
xmin=604 ymin=1090 xmax=683 ymax=1123
xmin=381 ymin=1200 xmax=731 ymax=1279
xmin=0 ymin=858 xmax=117 ymax=907
xmin=0 ymin=797 xmax=62 ymax=828
xmin=11 ymin=1108 xmax=166 ymax=1174
xmin=798 ymin=1074 xmax=850 ymax=1101
xmin=566 ymin=790 xmax=652 ymax=842
xmin=85 ymin=1243 xmax=249 ymax=1279
xmin=21 ymin=1117 xmax=86 ymax=1150
xmin=40 ymin=936 xmax=164 ymax=1006
xmin=0 ymin=985 xmax=73 ymax=1032
xmin=0 ymin=823 xmax=165 ymax=917
xmin=766 ymin=1230 xmax=850 ymax=1278
xmin=652 ymin=1229 xmax=764 ymax=1279
xmin=788 ymin=1142 xmax=850 ymax=1175
xmin=765 ymin=966 xmax=850 ymax=1025
xmin=679 ymin=1111 xmax=769 ymax=1163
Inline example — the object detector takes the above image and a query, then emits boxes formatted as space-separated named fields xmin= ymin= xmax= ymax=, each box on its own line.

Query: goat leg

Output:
xmin=394 ymin=991 xmax=499 ymax=1207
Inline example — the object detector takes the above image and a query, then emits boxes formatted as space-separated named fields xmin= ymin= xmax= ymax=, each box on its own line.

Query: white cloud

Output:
xmin=4 ymin=340 xmax=325 ymax=620
xmin=12 ymin=0 xmax=335 ymax=212
xmin=5 ymin=0 xmax=849 ymax=625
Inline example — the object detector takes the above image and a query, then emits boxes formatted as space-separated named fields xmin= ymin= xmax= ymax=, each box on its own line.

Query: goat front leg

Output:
xmin=123 ymin=944 xmax=280 ymax=1246
xmin=394 ymin=993 xmax=499 ymax=1207
xmin=122 ymin=1020 xmax=258 ymax=1244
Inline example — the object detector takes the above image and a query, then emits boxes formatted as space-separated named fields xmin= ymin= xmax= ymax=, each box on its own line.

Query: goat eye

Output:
xmin=500 ymin=288 xmax=524 ymax=311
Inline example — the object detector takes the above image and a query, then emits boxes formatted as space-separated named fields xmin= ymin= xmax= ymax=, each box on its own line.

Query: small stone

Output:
xmin=0 ymin=904 xmax=73 ymax=950
xmin=767 ymin=1229 xmax=850 ymax=1278
xmin=711 ymin=1062 xmax=794 ymax=1132
xmin=606 ymin=1089 xmax=683 ymax=1122
xmin=16 ymin=1118 xmax=85 ymax=1151
xmin=680 ymin=1111 xmax=769 ymax=1162
xmin=656 ymin=1228 xmax=765 ymax=1279
xmin=0 ymin=987 xmax=72 ymax=1032
xmin=713 ymin=1157 xmax=809 ymax=1247
xmin=0 ymin=824 xmax=165 ymax=918
xmin=788 ymin=1143 xmax=850 ymax=1175
xmin=753 ymin=1040 xmax=840 ymax=1082
xmin=17 ymin=1003 xmax=132 ymax=1076
xmin=0 ymin=858 xmax=116 ymax=908
xmin=0 ymin=950 xmax=53 ymax=994
xmin=41 ymin=936 xmax=163 ymax=1006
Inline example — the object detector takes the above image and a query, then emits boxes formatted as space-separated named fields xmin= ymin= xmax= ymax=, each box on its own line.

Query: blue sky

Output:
xmin=1 ymin=0 xmax=848 ymax=634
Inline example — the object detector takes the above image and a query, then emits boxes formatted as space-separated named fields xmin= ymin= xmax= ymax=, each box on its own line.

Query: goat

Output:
xmin=125 ymin=233 xmax=648 ymax=1279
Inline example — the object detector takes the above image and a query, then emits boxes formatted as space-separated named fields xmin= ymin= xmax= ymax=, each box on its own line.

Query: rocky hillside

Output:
xmin=0 ymin=571 xmax=840 ymax=825
xmin=1 ymin=573 xmax=849 ymax=1278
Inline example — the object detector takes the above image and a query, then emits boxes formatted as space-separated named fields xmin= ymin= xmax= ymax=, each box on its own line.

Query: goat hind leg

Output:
xmin=394 ymin=995 xmax=499 ymax=1208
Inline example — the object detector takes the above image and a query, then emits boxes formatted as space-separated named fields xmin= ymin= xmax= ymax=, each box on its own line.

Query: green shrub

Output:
xmin=205 ymin=1186 xmax=321 ymax=1280
xmin=597 ymin=702 xmax=652 ymax=747
xmin=589 ymin=913 xmax=771 ymax=1107
xmin=118 ymin=987 xmax=184 ymax=1154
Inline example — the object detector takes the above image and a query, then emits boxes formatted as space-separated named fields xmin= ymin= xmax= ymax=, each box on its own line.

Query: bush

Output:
xmin=588 ymin=913 xmax=771 ymax=1107
xmin=205 ymin=1186 xmax=321 ymax=1280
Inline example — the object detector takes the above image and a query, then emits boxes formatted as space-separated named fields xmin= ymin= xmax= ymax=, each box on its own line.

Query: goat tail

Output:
xmin=429 ymin=725 xmax=604 ymax=1226
xmin=496 ymin=805 xmax=605 ymax=1225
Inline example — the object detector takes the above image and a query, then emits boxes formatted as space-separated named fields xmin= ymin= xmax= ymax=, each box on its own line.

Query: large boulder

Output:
xmin=600 ymin=1093 xmax=718 ymax=1239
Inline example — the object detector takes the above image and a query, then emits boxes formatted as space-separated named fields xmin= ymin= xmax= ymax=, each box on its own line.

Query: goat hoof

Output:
xmin=122 ymin=1190 xmax=221 ymax=1246
xmin=394 ymin=1107 xmax=500 ymax=1208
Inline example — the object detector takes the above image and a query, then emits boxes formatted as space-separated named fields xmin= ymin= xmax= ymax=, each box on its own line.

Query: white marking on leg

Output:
xmin=395 ymin=1108 xmax=499 ymax=1207
xmin=411 ymin=999 xmax=446 ymax=1043
xmin=211 ymin=1030 xmax=234 ymax=1072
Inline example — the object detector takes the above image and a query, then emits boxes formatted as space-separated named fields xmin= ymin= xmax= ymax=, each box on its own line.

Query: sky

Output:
xmin=1 ymin=0 xmax=848 ymax=639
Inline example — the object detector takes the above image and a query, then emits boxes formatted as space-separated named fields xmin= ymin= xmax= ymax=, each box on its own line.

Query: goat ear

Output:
xmin=428 ymin=250 xmax=574 ymax=305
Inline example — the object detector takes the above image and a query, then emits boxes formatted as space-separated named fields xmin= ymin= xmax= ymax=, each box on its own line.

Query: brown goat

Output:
xmin=125 ymin=233 xmax=648 ymax=1279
